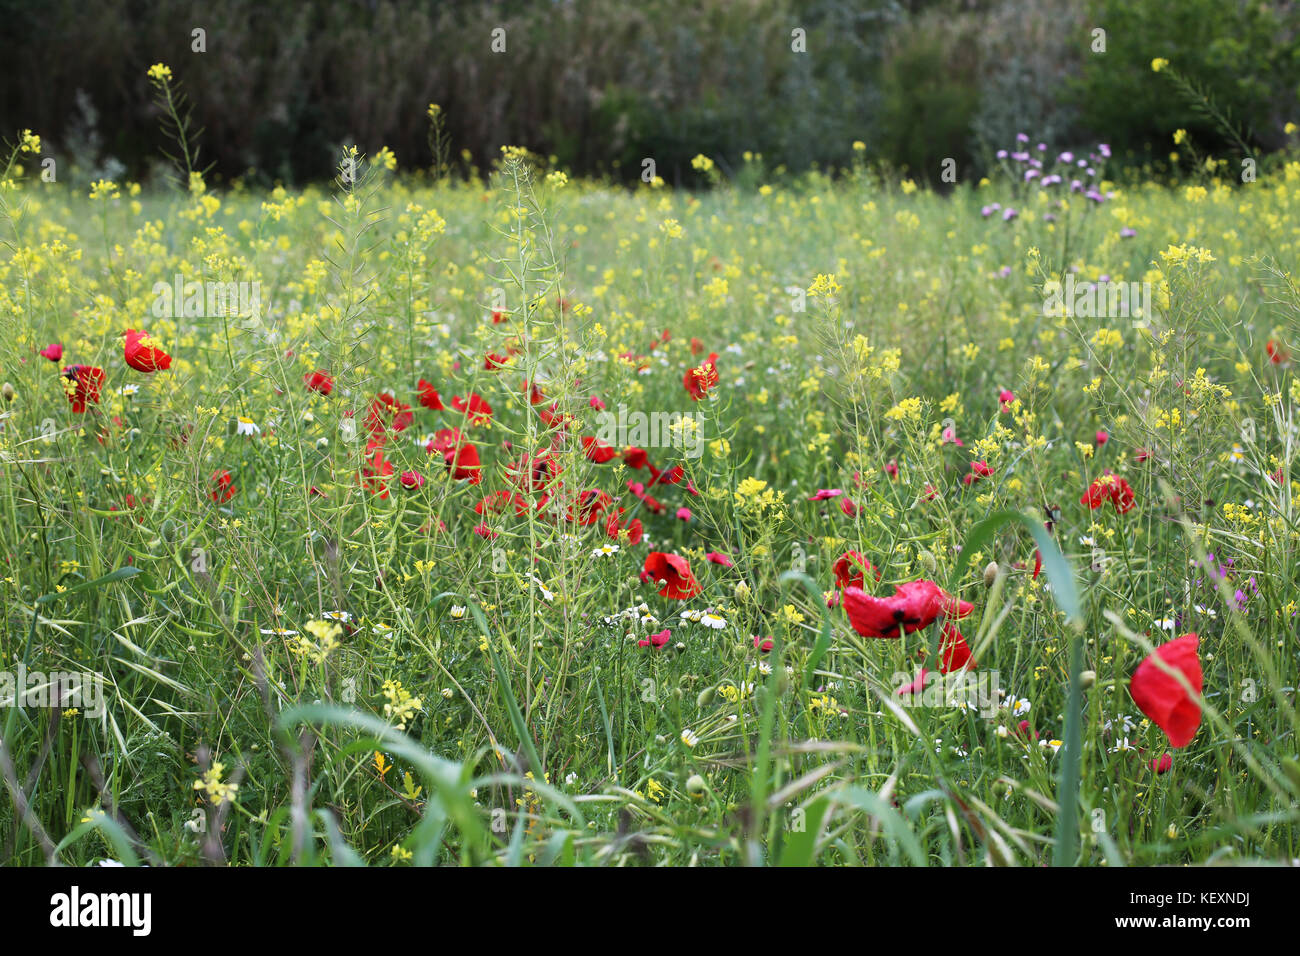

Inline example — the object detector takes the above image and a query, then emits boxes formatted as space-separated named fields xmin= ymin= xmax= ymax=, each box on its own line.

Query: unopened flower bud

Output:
xmin=983 ymin=561 xmax=1000 ymax=588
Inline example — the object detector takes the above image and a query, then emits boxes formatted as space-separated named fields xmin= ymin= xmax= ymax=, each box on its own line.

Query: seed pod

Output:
xmin=983 ymin=561 xmax=1000 ymax=588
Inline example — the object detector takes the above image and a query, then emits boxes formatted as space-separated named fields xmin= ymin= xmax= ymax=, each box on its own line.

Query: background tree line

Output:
xmin=2 ymin=0 xmax=1297 ymax=188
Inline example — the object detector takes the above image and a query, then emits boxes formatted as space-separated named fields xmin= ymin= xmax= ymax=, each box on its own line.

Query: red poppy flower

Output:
xmin=443 ymin=440 xmax=483 ymax=484
xmin=492 ymin=310 xmax=506 ymax=324
xmin=705 ymin=551 xmax=733 ymax=567
xmin=753 ymin=634 xmax=774 ymax=652
xmin=452 ymin=393 xmax=493 ymax=426
xmin=647 ymin=464 xmax=684 ymax=486
xmin=842 ymin=580 xmax=973 ymax=639
xmin=538 ymin=405 xmax=575 ymax=430
xmin=399 ymin=470 xmax=424 ymax=490
xmin=304 ymin=370 xmax=334 ymax=395
xmin=605 ymin=510 xmax=644 ymax=545
xmin=807 ymin=488 xmax=844 ymax=501
xmin=210 ymin=469 xmax=237 ymax=503
xmin=572 ymin=489 xmax=612 ymax=525
xmin=934 ymin=622 xmax=974 ymax=672
xmin=520 ymin=379 xmax=546 ymax=405
xmin=998 ymin=388 xmax=1016 ymax=412
xmin=416 ymin=378 xmax=444 ymax=410
xmin=1081 ymin=473 xmax=1136 ymax=514
xmin=1129 ymin=632 xmax=1202 ymax=748
xmin=589 ymin=395 xmax=606 ymax=411
xmin=476 ymin=490 xmax=529 ymax=517
xmin=884 ymin=461 xmax=899 ymax=480
xmin=581 ymin=436 xmax=618 ymax=463
xmin=627 ymin=481 xmax=666 ymax=514
xmin=361 ymin=448 xmax=394 ymax=498
xmin=963 ymin=460 xmax=994 ymax=485
xmin=690 ymin=337 xmax=704 ymax=356
xmin=366 ymin=392 xmax=414 ymax=436
xmin=638 ymin=628 xmax=671 ymax=649
xmin=123 ymin=329 xmax=172 ymax=372
xmin=506 ymin=451 xmax=560 ymax=492
xmin=623 ymin=446 xmax=649 ymax=470
xmin=1266 ymin=339 xmax=1289 ymax=365
xmin=832 ymin=551 xmax=880 ymax=590
xmin=839 ymin=497 xmax=859 ymax=518
xmin=40 ymin=343 xmax=63 ymax=362
xmin=895 ymin=623 xmax=975 ymax=695
xmin=1150 ymin=753 xmax=1173 ymax=774
xmin=642 ymin=551 xmax=702 ymax=600
xmin=426 ymin=427 xmax=462 ymax=455
xmin=62 ymin=365 xmax=105 ymax=413
xmin=683 ymin=354 xmax=720 ymax=401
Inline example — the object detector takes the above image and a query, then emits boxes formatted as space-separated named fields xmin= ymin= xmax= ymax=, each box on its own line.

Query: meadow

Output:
xmin=2 ymin=95 xmax=1299 ymax=866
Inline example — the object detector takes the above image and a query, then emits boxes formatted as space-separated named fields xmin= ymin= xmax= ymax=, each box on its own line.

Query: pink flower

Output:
xmin=589 ymin=396 xmax=606 ymax=410
xmin=807 ymin=488 xmax=844 ymax=501
xmin=40 ymin=343 xmax=63 ymax=362
xmin=638 ymin=628 xmax=671 ymax=649
xmin=676 ymin=507 xmax=693 ymax=521
xmin=399 ymin=470 xmax=424 ymax=490
xmin=1095 ymin=430 xmax=1109 ymax=445
xmin=704 ymin=551 xmax=734 ymax=567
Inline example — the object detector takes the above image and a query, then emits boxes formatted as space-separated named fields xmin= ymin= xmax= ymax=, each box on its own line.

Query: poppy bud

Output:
xmin=696 ymin=686 xmax=716 ymax=707
xmin=685 ymin=774 xmax=707 ymax=797
xmin=918 ymin=550 xmax=937 ymax=572
xmin=983 ymin=561 xmax=999 ymax=588
xmin=1 ymin=382 xmax=13 ymax=402
xmin=734 ymin=581 xmax=751 ymax=601
xmin=1080 ymin=670 xmax=1096 ymax=689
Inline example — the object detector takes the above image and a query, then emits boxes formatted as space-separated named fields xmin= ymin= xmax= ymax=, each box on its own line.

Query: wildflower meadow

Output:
xmin=2 ymin=50 xmax=1299 ymax=885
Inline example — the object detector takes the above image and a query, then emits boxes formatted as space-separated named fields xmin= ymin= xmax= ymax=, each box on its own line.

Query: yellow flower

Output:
xmin=1151 ymin=58 xmax=1169 ymax=73
xmin=147 ymin=62 xmax=173 ymax=83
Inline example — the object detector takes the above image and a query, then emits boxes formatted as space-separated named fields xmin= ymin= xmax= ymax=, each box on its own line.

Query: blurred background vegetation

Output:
xmin=2 ymin=0 xmax=1297 ymax=188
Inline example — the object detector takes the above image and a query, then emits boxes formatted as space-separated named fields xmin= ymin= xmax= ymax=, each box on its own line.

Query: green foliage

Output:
xmin=1074 ymin=0 xmax=1300 ymax=162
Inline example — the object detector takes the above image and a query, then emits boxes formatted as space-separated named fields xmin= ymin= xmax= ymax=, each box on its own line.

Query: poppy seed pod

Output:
xmin=983 ymin=561 xmax=1000 ymax=588
xmin=2 ymin=382 xmax=14 ymax=402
